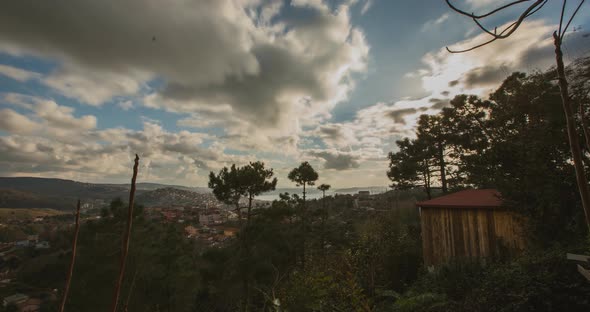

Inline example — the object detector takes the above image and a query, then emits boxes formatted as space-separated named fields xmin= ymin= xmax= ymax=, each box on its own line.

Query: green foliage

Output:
xmin=209 ymin=161 xmax=277 ymax=223
xmin=240 ymin=161 xmax=278 ymax=198
xmin=317 ymin=184 xmax=330 ymax=193
xmin=208 ymin=164 xmax=245 ymax=208
xmin=21 ymin=199 xmax=199 ymax=312
xmin=388 ymin=70 xmax=588 ymax=244
xmin=280 ymin=257 xmax=371 ymax=312
xmin=288 ymin=162 xmax=319 ymax=189
xmin=391 ymin=293 xmax=450 ymax=312
xmin=351 ymin=208 xmax=422 ymax=297
xmin=388 ymin=138 xmax=432 ymax=195
xmin=396 ymin=246 xmax=590 ymax=312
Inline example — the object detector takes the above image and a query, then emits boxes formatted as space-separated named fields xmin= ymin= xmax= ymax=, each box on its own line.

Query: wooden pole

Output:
xmin=554 ymin=33 xmax=590 ymax=230
xmin=110 ymin=154 xmax=140 ymax=312
xmin=580 ymin=102 xmax=590 ymax=152
xmin=58 ymin=199 xmax=81 ymax=312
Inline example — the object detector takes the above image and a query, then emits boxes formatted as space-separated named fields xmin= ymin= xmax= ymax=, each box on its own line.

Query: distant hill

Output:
xmin=135 ymin=187 xmax=214 ymax=207
xmin=0 ymin=207 xmax=68 ymax=219
xmin=0 ymin=177 xmax=213 ymax=210
xmin=103 ymin=182 xmax=210 ymax=193
xmin=0 ymin=177 xmax=393 ymax=208
xmin=0 ymin=177 xmax=131 ymax=200
xmin=334 ymin=186 xmax=389 ymax=194
xmin=0 ymin=188 xmax=76 ymax=210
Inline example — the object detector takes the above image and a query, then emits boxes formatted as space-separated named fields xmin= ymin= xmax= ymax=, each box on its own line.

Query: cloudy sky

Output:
xmin=1 ymin=0 xmax=590 ymax=189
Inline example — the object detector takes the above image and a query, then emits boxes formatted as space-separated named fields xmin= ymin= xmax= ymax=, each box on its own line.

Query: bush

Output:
xmin=394 ymin=246 xmax=590 ymax=312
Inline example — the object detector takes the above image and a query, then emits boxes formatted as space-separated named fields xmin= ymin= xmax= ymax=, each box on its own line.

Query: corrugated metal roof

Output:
xmin=416 ymin=189 xmax=502 ymax=209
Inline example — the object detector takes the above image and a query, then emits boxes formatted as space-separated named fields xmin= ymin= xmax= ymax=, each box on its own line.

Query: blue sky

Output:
xmin=1 ymin=0 xmax=589 ymax=188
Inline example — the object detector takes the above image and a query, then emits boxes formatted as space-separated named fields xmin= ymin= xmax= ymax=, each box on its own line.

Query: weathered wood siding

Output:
xmin=420 ymin=207 xmax=524 ymax=266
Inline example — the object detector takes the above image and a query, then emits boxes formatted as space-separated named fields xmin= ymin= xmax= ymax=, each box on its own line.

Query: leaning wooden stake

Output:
xmin=580 ymin=103 xmax=590 ymax=153
xmin=59 ymin=199 xmax=81 ymax=312
xmin=110 ymin=154 xmax=140 ymax=312
xmin=554 ymin=33 xmax=590 ymax=230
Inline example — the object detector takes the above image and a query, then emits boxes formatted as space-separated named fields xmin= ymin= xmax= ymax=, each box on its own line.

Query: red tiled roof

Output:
xmin=416 ymin=189 xmax=503 ymax=209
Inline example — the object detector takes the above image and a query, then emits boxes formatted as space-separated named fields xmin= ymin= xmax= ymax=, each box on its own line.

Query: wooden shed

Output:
xmin=417 ymin=189 xmax=524 ymax=267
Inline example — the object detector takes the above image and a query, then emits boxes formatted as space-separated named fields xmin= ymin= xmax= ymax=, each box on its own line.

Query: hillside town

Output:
xmin=0 ymin=185 xmax=390 ymax=311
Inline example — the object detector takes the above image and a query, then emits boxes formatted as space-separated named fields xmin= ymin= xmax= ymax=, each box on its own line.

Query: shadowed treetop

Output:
xmin=288 ymin=161 xmax=319 ymax=187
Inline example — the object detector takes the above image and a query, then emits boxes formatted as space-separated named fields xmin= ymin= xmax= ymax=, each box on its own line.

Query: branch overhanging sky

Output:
xmin=0 ymin=0 xmax=589 ymax=188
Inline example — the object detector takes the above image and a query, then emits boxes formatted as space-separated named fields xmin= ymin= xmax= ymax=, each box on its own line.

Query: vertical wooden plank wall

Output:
xmin=421 ymin=207 xmax=524 ymax=266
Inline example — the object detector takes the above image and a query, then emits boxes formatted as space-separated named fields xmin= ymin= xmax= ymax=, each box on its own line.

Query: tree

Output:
xmin=444 ymin=0 xmax=590 ymax=230
xmin=209 ymin=165 xmax=246 ymax=224
xmin=388 ymin=115 xmax=458 ymax=198
xmin=288 ymin=161 xmax=319 ymax=268
xmin=317 ymin=184 xmax=331 ymax=254
xmin=288 ymin=162 xmax=319 ymax=204
xmin=209 ymin=162 xmax=277 ymax=311
xmin=110 ymin=154 xmax=139 ymax=312
xmin=209 ymin=162 xmax=277 ymax=225
xmin=241 ymin=161 xmax=278 ymax=224
xmin=317 ymin=184 xmax=331 ymax=209
xmin=388 ymin=138 xmax=434 ymax=199
xmin=416 ymin=114 xmax=452 ymax=193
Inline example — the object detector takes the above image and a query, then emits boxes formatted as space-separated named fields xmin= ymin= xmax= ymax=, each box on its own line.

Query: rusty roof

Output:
xmin=416 ymin=189 xmax=503 ymax=209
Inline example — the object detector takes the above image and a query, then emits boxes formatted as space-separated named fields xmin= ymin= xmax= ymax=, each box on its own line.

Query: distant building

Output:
xmin=416 ymin=189 xmax=524 ymax=267
xmin=199 ymin=213 xmax=222 ymax=226
xmin=3 ymin=293 xmax=28 ymax=307
xmin=184 ymin=225 xmax=198 ymax=237
xmin=223 ymin=228 xmax=238 ymax=237
xmin=358 ymin=191 xmax=370 ymax=199
xmin=35 ymin=241 xmax=50 ymax=249
xmin=15 ymin=240 xmax=30 ymax=247
xmin=19 ymin=298 xmax=41 ymax=312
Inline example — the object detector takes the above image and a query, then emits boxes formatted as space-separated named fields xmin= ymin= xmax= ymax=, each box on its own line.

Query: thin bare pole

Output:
xmin=553 ymin=32 xmax=590 ymax=228
xmin=110 ymin=154 xmax=140 ymax=312
xmin=59 ymin=199 xmax=82 ymax=312
xmin=122 ymin=268 xmax=138 ymax=312
xmin=580 ymin=103 xmax=590 ymax=151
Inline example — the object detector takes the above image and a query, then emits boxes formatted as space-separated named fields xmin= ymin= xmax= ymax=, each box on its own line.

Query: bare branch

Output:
xmin=110 ymin=154 xmax=140 ymax=312
xmin=562 ymin=0 xmax=585 ymax=38
xmin=445 ymin=0 xmax=532 ymax=19
xmin=59 ymin=199 xmax=81 ymax=312
xmin=445 ymin=0 xmax=547 ymax=53
xmin=559 ymin=0 xmax=568 ymax=36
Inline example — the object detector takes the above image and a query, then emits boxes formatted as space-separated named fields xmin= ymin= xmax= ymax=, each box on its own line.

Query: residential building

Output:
xmin=3 ymin=293 xmax=28 ymax=307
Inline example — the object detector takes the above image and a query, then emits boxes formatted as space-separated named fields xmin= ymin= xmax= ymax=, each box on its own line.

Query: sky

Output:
xmin=1 ymin=0 xmax=590 ymax=189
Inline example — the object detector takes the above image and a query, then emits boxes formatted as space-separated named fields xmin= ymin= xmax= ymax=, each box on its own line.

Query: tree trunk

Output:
xmin=247 ymin=194 xmax=253 ymax=225
xmin=438 ymin=142 xmax=448 ymax=193
xmin=321 ymin=190 xmax=327 ymax=255
xmin=236 ymin=202 xmax=242 ymax=227
xmin=554 ymin=32 xmax=590 ymax=230
xmin=59 ymin=199 xmax=81 ymax=312
xmin=425 ymin=161 xmax=432 ymax=199
xmin=580 ymin=102 xmax=590 ymax=155
xmin=110 ymin=155 xmax=139 ymax=312
xmin=301 ymin=182 xmax=307 ymax=269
